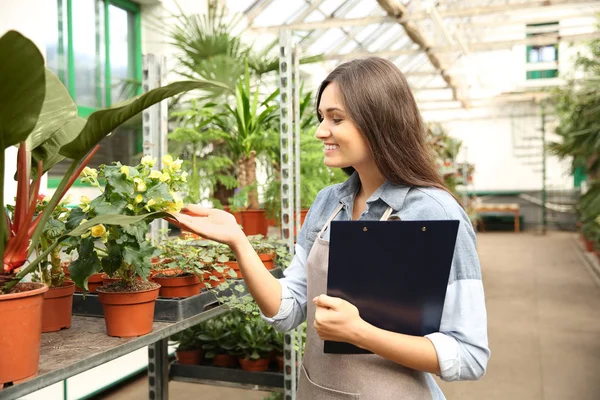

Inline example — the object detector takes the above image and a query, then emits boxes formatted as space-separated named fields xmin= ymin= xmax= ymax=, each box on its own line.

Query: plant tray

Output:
xmin=170 ymin=363 xmax=284 ymax=392
xmin=72 ymin=269 xmax=283 ymax=322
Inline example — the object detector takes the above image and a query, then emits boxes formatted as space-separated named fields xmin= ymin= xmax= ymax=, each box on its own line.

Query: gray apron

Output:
xmin=297 ymin=203 xmax=432 ymax=400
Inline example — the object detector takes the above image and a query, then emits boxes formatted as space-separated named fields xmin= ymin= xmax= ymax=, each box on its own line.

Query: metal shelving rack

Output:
xmin=1 ymin=48 xmax=305 ymax=398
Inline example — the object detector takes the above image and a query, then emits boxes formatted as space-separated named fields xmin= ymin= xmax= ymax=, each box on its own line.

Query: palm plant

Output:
xmin=212 ymin=64 xmax=279 ymax=210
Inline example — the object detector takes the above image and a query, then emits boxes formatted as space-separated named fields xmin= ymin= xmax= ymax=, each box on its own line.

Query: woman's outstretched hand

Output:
xmin=168 ymin=204 xmax=245 ymax=246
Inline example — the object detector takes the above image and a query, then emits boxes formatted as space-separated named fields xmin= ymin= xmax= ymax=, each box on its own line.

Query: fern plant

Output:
xmin=169 ymin=99 xmax=237 ymax=204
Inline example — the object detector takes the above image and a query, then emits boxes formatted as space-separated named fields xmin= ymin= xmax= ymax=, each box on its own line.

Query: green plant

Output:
xmin=168 ymin=100 xmax=238 ymax=204
xmin=66 ymin=155 xmax=188 ymax=289
xmin=199 ymin=312 xmax=242 ymax=358
xmin=32 ymin=197 xmax=73 ymax=287
xmin=262 ymin=88 xmax=346 ymax=221
xmin=234 ymin=314 xmax=275 ymax=360
xmin=153 ymin=237 xmax=206 ymax=278
xmin=0 ymin=30 xmax=229 ymax=293
xmin=171 ymin=323 xmax=205 ymax=351
xmin=212 ymin=63 xmax=279 ymax=210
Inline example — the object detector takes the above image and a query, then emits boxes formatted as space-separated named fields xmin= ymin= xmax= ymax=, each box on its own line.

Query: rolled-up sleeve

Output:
xmin=260 ymin=243 xmax=308 ymax=332
xmin=425 ymin=215 xmax=491 ymax=381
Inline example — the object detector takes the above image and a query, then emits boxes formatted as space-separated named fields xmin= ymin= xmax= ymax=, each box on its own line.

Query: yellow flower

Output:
xmin=144 ymin=199 xmax=157 ymax=212
xmin=91 ymin=224 xmax=106 ymax=238
xmin=170 ymin=159 xmax=183 ymax=172
xmin=141 ymin=155 xmax=156 ymax=167
xmin=162 ymin=155 xmax=173 ymax=167
xmin=166 ymin=199 xmax=184 ymax=213
xmin=134 ymin=194 xmax=143 ymax=204
xmin=133 ymin=178 xmax=147 ymax=192
xmin=78 ymin=197 xmax=91 ymax=212
xmin=149 ymin=170 xmax=163 ymax=180
xmin=120 ymin=165 xmax=129 ymax=177
xmin=80 ymin=167 xmax=98 ymax=179
xmin=159 ymin=172 xmax=170 ymax=183
xmin=181 ymin=171 xmax=188 ymax=182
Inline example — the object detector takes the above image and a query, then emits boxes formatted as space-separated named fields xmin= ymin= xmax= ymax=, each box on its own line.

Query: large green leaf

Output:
xmin=31 ymin=117 xmax=86 ymax=178
xmin=59 ymin=80 xmax=231 ymax=160
xmin=124 ymin=241 xmax=155 ymax=280
xmin=101 ymin=244 xmax=123 ymax=277
xmin=28 ymin=69 xmax=78 ymax=150
xmin=0 ymin=31 xmax=46 ymax=148
xmin=69 ymin=237 xmax=101 ymax=290
xmin=67 ymin=211 xmax=173 ymax=237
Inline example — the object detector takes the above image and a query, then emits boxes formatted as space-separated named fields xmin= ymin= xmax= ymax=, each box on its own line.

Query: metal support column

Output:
xmin=292 ymin=46 xmax=304 ymax=370
xmin=148 ymin=338 xmax=169 ymax=400
xmin=142 ymin=54 xmax=169 ymax=243
xmin=279 ymin=29 xmax=298 ymax=400
xmin=541 ymin=106 xmax=547 ymax=235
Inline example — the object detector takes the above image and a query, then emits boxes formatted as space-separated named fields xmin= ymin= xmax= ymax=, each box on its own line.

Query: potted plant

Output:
xmin=248 ymin=235 xmax=276 ymax=270
xmin=0 ymin=30 xmax=229 ymax=385
xmin=207 ymin=243 xmax=241 ymax=279
xmin=212 ymin=63 xmax=279 ymax=236
xmin=66 ymin=155 xmax=189 ymax=337
xmin=235 ymin=314 xmax=275 ymax=372
xmin=31 ymin=197 xmax=77 ymax=332
xmin=168 ymin=99 xmax=238 ymax=208
xmin=152 ymin=238 xmax=206 ymax=298
xmin=171 ymin=323 xmax=206 ymax=365
xmin=199 ymin=312 xmax=241 ymax=368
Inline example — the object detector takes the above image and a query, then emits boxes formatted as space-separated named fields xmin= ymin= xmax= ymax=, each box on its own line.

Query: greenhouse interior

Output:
xmin=1 ymin=0 xmax=600 ymax=399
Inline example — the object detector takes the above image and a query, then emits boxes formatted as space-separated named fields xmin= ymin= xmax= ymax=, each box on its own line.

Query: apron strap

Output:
xmin=318 ymin=204 xmax=395 ymax=239
xmin=318 ymin=203 xmax=344 ymax=239
xmin=380 ymin=206 xmax=394 ymax=221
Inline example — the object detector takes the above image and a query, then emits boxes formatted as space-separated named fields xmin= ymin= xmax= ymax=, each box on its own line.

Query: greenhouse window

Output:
xmin=46 ymin=0 xmax=143 ymax=187
xmin=525 ymin=22 xmax=558 ymax=80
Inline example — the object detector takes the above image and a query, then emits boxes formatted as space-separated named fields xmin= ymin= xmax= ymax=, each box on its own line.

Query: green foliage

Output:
xmin=59 ymin=80 xmax=230 ymax=160
xmin=547 ymin=30 xmax=600 ymax=247
xmin=199 ymin=312 xmax=243 ymax=358
xmin=212 ymin=63 xmax=279 ymax=161
xmin=235 ymin=314 xmax=275 ymax=360
xmin=65 ymin=156 xmax=187 ymax=289
xmin=169 ymin=100 xmax=237 ymax=204
xmin=0 ymin=31 xmax=46 ymax=149
xmin=548 ymin=34 xmax=600 ymax=178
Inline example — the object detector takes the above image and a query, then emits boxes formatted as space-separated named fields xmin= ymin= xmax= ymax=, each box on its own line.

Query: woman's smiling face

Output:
xmin=315 ymin=82 xmax=372 ymax=170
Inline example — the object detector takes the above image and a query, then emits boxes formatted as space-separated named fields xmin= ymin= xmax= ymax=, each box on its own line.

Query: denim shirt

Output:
xmin=262 ymin=172 xmax=490 ymax=388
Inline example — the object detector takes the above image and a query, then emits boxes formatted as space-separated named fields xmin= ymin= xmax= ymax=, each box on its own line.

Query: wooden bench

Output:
xmin=475 ymin=203 xmax=521 ymax=232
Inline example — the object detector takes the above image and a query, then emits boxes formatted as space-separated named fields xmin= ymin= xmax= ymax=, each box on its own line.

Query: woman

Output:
xmin=171 ymin=57 xmax=490 ymax=399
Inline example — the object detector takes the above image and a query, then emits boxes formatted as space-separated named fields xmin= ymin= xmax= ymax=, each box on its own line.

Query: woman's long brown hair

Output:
xmin=316 ymin=57 xmax=461 ymax=205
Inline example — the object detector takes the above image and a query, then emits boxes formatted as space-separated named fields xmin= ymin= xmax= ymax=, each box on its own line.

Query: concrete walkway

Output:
xmin=99 ymin=232 xmax=600 ymax=400
xmin=437 ymin=231 xmax=600 ymax=400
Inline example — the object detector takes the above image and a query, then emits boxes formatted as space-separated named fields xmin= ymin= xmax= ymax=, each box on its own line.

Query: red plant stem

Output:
xmin=4 ymin=209 xmax=12 ymax=236
xmin=13 ymin=143 xmax=31 ymax=234
xmin=26 ymin=161 xmax=43 ymax=226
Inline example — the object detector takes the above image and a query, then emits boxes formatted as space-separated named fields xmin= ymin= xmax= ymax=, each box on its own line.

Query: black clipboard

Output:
xmin=324 ymin=219 xmax=460 ymax=354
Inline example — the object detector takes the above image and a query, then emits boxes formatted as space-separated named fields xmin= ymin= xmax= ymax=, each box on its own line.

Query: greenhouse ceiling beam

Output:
xmin=418 ymin=92 xmax=550 ymax=106
xmin=324 ymin=31 xmax=600 ymax=60
xmin=291 ymin=0 xmax=328 ymax=24
xmin=251 ymin=0 xmax=600 ymax=32
xmin=411 ymin=85 xmax=451 ymax=91
xmin=244 ymin=0 xmax=277 ymax=24
xmin=376 ymin=0 xmax=467 ymax=107
xmin=297 ymin=0 xmax=364 ymax=51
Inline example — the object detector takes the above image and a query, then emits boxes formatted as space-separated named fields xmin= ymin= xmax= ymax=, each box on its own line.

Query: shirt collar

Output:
xmin=336 ymin=171 xmax=411 ymax=212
